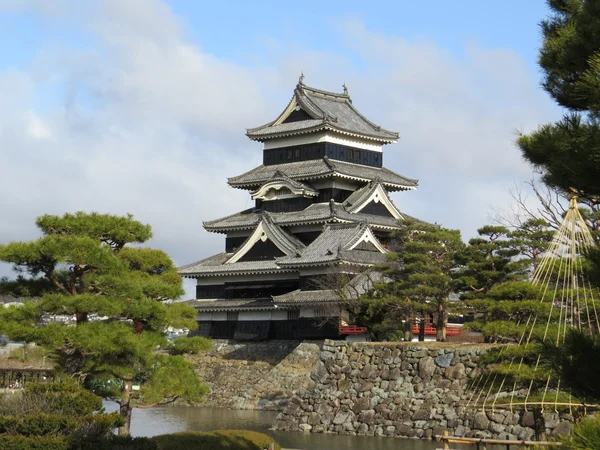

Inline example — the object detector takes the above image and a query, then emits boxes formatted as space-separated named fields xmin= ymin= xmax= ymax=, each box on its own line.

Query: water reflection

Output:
xmin=104 ymin=402 xmax=472 ymax=450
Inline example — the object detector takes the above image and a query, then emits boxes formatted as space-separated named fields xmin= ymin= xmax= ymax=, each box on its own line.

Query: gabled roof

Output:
xmin=343 ymin=181 xmax=404 ymax=219
xmin=228 ymin=157 xmax=418 ymax=191
xmin=203 ymin=201 xmax=407 ymax=233
xmin=226 ymin=213 xmax=305 ymax=264
xmin=246 ymin=80 xmax=399 ymax=143
xmin=251 ymin=170 xmax=318 ymax=200
xmin=276 ymin=222 xmax=388 ymax=267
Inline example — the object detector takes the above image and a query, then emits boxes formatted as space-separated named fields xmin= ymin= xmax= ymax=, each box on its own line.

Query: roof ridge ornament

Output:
xmin=298 ymin=72 xmax=305 ymax=85
xmin=342 ymin=82 xmax=348 ymax=95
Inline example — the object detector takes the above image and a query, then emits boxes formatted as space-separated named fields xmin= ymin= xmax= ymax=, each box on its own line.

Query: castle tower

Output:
xmin=178 ymin=77 xmax=420 ymax=340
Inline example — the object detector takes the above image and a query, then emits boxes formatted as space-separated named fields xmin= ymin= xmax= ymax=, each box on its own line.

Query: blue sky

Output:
xmin=0 ymin=0 xmax=560 ymax=295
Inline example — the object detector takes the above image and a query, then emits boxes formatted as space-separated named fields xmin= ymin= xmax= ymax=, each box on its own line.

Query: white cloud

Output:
xmin=0 ymin=1 xmax=559 ymax=295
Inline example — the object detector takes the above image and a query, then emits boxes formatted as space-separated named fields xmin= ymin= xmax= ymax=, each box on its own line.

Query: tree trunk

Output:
xmin=403 ymin=320 xmax=412 ymax=342
xmin=436 ymin=303 xmax=447 ymax=342
xmin=118 ymin=380 xmax=133 ymax=436
xmin=75 ymin=312 xmax=88 ymax=324
xmin=418 ymin=317 xmax=425 ymax=342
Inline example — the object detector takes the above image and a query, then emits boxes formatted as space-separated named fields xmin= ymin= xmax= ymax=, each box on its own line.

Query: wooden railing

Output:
xmin=338 ymin=324 xmax=367 ymax=335
xmin=410 ymin=324 xmax=463 ymax=336
xmin=436 ymin=432 xmax=562 ymax=449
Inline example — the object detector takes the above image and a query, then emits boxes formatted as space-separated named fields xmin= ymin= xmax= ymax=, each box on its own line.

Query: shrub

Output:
xmin=72 ymin=436 xmax=157 ymax=450
xmin=24 ymin=381 xmax=102 ymax=416
xmin=167 ymin=336 xmax=211 ymax=355
xmin=561 ymin=415 xmax=600 ymax=450
xmin=0 ymin=434 xmax=68 ymax=450
xmin=0 ymin=413 xmax=122 ymax=438
xmin=152 ymin=429 xmax=281 ymax=450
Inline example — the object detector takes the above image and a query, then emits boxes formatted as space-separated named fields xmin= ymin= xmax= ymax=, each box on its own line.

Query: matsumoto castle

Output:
xmin=178 ymin=76 xmax=421 ymax=340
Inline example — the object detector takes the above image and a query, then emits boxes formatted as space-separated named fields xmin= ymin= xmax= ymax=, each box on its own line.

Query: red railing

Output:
xmin=339 ymin=324 xmax=367 ymax=335
xmin=410 ymin=324 xmax=462 ymax=337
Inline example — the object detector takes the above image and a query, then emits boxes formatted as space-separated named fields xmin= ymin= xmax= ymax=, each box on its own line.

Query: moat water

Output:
xmin=104 ymin=403 xmax=473 ymax=450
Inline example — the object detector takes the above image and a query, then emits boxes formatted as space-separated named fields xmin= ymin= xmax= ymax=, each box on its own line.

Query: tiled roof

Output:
xmin=276 ymin=223 xmax=388 ymax=267
xmin=272 ymin=289 xmax=340 ymax=304
xmin=343 ymin=181 xmax=379 ymax=209
xmin=272 ymin=270 xmax=385 ymax=304
xmin=178 ymin=253 xmax=297 ymax=277
xmin=203 ymin=201 xmax=402 ymax=233
xmin=246 ymin=82 xmax=399 ymax=143
xmin=186 ymin=298 xmax=278 ymax=311
xmin=227 ymin=157 xmax=418 ymax=191
xmin=257 ymin=213 xmax=305 ymax=255
xmin=179 ymin=221 xmax=388 ymax=277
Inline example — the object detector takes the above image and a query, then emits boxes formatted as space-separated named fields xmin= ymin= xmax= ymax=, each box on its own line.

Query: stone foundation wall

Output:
xmin=189 ymin=340 xmax=320 ymax=410
xmin=273 ymin=340 xmax=572 ymax=440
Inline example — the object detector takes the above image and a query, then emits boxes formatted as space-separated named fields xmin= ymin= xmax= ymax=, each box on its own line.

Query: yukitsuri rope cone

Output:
xmin=467 ymin=197 xmax=599 ymax=415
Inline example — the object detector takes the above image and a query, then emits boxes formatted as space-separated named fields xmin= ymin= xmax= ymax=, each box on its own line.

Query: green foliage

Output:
xmin=355 ymin=220 xmax=464 ymax=341
xmin=0 ymin=212 xmax=207 ymax=435
xmin=0 ymin=413 xmax=121 ymax=438
xmin=561 ymin=414 xmax=600 ymax=450
xmin=543 ymin=329 xmax=600 ymax=401
xmin=151 ymin=430 xmax=281 ymax=450
xmin=22 ymin=381 xmax=103 ymax=416
xmin=518 ymin=0 xmax=600 ymax=196
xmin=72 ymin=436 xmax=157 ymax=450
xmin=167 ymin=336 xmax=212 ymax=355
xmin=0 ymin=435 xmax=68 ymax=450
xmin=141 ymin=355 xmax=209 ymax=405
xmin=454 ymin=225 xmax=525 ymax=297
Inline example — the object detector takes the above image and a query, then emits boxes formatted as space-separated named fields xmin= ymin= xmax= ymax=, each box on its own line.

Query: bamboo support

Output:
xmin=436 ymin=435 xmax=562 ymax=448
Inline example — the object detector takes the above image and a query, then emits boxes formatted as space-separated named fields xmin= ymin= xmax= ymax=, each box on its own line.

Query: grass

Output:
xmin=152 ymin=430 xmax=281 ymax=450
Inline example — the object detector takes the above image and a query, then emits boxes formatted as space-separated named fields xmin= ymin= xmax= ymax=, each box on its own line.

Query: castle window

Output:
xmin=348 ymin=149 xmax=361 ymax=160
xmin=287 ymin=310 xmax=299 ymax=320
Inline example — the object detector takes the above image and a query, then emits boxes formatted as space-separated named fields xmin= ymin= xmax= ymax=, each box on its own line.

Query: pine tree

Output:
xmin=454 ymin=225 xmax=526 ymax=299
xmin=360 ymin=220 xmax=464 ymax=342
xmin=0 ymin=212 xmax=210 ymax=436
xmin=518 ymin=0 xmax=600 ymax=197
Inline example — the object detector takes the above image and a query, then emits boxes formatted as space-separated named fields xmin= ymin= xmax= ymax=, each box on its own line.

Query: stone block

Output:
xmin=473 ymin=411 xmax=490 ymax=430
xmin=311 ymin=361 xmax=328 ymax=383
xmin=419 ymin=356 xmax=436 ymax=379
xmin=412 ymin=408 xmax=431 ymax=421
xmin=435 ymin=353 xmax=454 ymax=368
xmin=333 ymin=410 xmax=355 ymax=425
xmin=358 ymin=409 xmax=376 ymax=424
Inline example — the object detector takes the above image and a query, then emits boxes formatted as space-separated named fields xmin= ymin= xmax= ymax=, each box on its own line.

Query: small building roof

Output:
xmin=273 ymin=270 xmax=385 ymax=304
xmin=276 ymin=222 xmax=388 ymax=268
xmin=247 ymin=80 xmax=399 ymax=143
xmin=228 ymin=157 xmax=418 ymax=191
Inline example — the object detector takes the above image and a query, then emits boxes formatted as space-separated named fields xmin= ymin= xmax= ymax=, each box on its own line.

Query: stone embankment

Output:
xmin=189 ymin=340 xmax=320 ymax=410
xmin=272 ymin=340 xmax=572 ymax=440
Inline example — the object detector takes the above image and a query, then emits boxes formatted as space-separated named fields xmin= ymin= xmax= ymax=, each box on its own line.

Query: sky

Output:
xmin=0 ymin=0 xmax=561 ymax=297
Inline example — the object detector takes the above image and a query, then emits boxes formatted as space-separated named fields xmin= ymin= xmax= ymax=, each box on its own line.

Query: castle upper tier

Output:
xmin=178 ymin=77 xmax=420 ymax=340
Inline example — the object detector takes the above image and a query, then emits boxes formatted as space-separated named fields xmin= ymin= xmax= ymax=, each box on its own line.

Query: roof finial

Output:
xmin=342 ymin=82 xmax=348 ymax=95
xmin=299 ymin=72 xmax=305 ymax=85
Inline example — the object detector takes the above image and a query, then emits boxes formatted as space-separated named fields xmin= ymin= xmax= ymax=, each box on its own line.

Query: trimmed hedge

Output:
xmin=72 ymin=436 xmax=157 ymax=450
xmin=0 ymin=435 xmax=68 ymax=450
xmin=152 ymin=430 xmax=281 ymax=450
xmin=0 ymin=413 xmax=122 ymax=437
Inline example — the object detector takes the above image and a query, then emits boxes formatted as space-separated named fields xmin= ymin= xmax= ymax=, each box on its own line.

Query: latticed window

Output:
xmin=287 ymin=310 xmax=300 ymax=320
xmin=273 ymin=188 xmax=290 ymax=196
xmin=227 ymin=312 xmax=239 ymax=321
